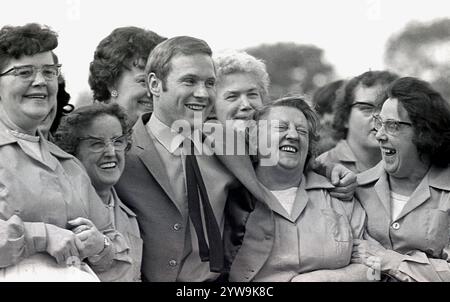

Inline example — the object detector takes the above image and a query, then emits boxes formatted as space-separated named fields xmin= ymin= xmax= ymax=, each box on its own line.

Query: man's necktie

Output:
xmin=185 ymin=140 xmax=224 ymax=273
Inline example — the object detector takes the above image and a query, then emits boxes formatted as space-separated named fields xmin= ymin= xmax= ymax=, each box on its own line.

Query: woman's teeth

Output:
xmin=382 ymin=147 xmax=396 ymax=156
xmin=99 ymin=162 xmax=117 ymax=169
xmin=280 ymin=145 xmax=298 ymax=153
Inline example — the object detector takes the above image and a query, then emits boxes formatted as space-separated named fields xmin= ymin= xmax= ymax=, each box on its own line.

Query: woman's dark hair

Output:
xmin=89 ymin=26 xmax=166 ymax=101
xmin=386 ymin=77 xmax=450 ymax=167
xmin=49 ymin=53 xmax=73 ymax=135
xmin=312 ymin=79 xmax=345 ymax=116
xmin=253 ymin=95 xmax=320 ymax=171
xmin=54 ymin=103 xmax=132 ymax=155
xmin=0 ymin=23 xmax=58 ymax=71
xmin=332 ymin=70 xmax=399 ymax=140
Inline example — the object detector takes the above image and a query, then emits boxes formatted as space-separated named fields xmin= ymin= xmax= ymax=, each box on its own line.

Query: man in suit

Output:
xmin=115 ymin=36 xmax=256 ymax=282
xmin=115 ymin=36 xmax=356 ymax=282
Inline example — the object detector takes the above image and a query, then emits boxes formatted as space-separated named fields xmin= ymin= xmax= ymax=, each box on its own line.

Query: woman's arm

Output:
xmin=353 ymin=238 xmax=450 ymax=282
xmin=0 ymin=205 xmax=45 ymax=267
xmin=78 ymin=185 xmax=132 ymax=277
xmin=291 ymin=263 xmax=374 ymax=282
xmin=0 ymin=201 xmax=82 ymax=268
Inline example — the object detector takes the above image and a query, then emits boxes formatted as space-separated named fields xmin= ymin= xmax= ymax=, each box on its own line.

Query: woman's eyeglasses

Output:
xmin=372 ymin=114 xmax=412 ymax=135
xmin=0 ymin=64 xmax=62 ymax=82
xmin=78 ymin=133 xmax=128 ymax=153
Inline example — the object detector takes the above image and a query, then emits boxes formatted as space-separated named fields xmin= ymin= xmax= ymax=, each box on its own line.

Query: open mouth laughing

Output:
xmin=381 ymin=146 xmax=396 ymax=156
xmin=279 ymin=144 xmax=298 ymax=154
xmin=99 ymin=161 xmax=118 ymax=169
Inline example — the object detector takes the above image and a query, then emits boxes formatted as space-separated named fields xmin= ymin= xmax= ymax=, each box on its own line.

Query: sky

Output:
xmin=1 ymin=0 xmax=449 ymax=102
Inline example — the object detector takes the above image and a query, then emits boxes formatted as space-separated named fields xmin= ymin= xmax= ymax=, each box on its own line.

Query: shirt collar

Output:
xmin=357 ymin=161 xmax=450 ymax=192
xmin=0 ymin=118 xmax=72 ymax=159
xmin=426 ymin=165 xmax=450 ymax=191
xmin=304 ymin=170 xmax=335 ymax=190
xmin=334 ymin=140 xmax=358 ymax=163
xmin=147 ymin=114 xmax=205 ymax=155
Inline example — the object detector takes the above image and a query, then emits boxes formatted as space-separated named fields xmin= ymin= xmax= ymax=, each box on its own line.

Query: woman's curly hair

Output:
xmin=386 ymin=77 xmax=450 ymax=167
xmin=88 ymin=26 xmax=166 ymax=101
xmin=0 ymin=23 xmax=58 ymax=71
xmin=54 ymin=103 xmax=132 ymax=155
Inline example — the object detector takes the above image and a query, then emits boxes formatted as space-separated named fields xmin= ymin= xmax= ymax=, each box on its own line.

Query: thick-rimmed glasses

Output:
xmin=78 ymin=133 xmax=128 ymax=153
xmin=0 ymin=64 xmax=62 ymax=81
xmin=350 ymin=102 xmax=376 ymax=116
xmin=372 ymin=114 xmax=412 ymax=135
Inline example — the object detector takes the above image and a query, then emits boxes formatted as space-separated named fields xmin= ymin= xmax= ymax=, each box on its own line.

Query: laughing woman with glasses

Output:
xmin=352 ymin=77 xmax=450 ymax=281
xmin=317 ymin=70 xmax=399 ymax=174
xmin=54 ymin=103 xmax=142 ymax=282
xmin=0 ymin=23 xmax=128 ymax=281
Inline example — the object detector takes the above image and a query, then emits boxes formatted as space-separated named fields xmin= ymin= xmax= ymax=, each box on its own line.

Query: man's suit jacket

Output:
xmin=115 ymin=113 xmax=252 ymax=282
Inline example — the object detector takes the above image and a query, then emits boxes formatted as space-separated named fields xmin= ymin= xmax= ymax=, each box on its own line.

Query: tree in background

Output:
xmin=245 ymin=42 xmax=336 ymax=102
xmin=384 ymin=18 xmax=450 ymax=101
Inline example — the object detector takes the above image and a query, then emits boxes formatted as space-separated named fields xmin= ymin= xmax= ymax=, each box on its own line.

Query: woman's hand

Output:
xmin=352 ymin=239 xmax=404 ymax=272
xmin=68 ymin=217 xmax=105 ymax=259
xmin=329 ymin=164 xmax=357 ymax=201
xmin=44 ymin=223 xmax=81 ymax=265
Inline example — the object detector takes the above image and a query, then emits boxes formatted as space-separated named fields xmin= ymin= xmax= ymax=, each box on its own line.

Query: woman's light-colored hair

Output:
xmin=213 ymin=49 xmax=270 ymax=103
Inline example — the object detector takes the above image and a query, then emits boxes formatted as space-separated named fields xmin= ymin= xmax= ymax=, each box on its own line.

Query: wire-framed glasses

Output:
xmin=78 ymin=133 xmax=128 ymax=153
xmin=372 ymin=114 xmax=412 ymax=135
xmin=0 ymin=64 xmax=62 ymax=81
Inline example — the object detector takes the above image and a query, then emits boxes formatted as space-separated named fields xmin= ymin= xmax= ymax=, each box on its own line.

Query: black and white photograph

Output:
xmin=0 ymin=0 xmax=449 ymax=292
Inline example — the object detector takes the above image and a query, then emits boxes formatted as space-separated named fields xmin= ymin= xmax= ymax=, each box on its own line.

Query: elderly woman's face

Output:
xmin=215 ymin=72 xmax=263 ymax=130
xmin=113 ymin=59 xmax=151 ymax=126
xmin=0 ymin=51 xmax=57 ymax=133
xmin=257 ymin=106 xmax=309 ymax=171
xmin=375 ymin=98 xmax=421 ymax=178
xmin=75 ymin=114 xmax=126 ymax=193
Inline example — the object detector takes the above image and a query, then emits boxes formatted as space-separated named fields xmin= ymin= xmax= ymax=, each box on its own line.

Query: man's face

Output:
xmin=215 ymin=72 xmax=263 ymax=129
xmin=152 ymin=53 xmax=216 ymax=128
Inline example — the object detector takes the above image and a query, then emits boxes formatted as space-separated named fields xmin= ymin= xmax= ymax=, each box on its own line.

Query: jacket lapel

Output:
xmin=111 ymin=188 xmax=132 ymax=233
xmin=133 ymin=114 xmax=181 ymax=213
xmin=359 ymin=163 xmax=392 ymax=218
xmin=374 ymin=172 xmax=392 ymax=218
xmin=395 ymin=171 xmax=431 ymax=221
xmin=263 ymin=191 xmax=292 ymax=220
xmin=290 ymin=171 xmax=337 ymax=222
xmin=289 ymin=181 xmax=309 ymax=223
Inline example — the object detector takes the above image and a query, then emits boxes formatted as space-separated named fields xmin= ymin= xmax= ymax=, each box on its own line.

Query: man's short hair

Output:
xmin=145 ymin=36 xmax=212 ymax=91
